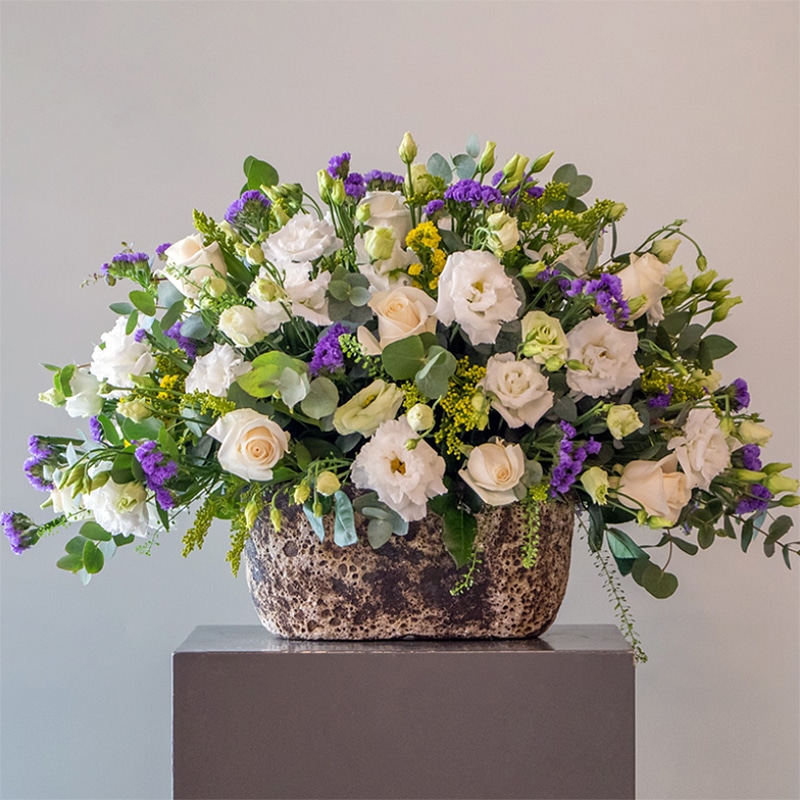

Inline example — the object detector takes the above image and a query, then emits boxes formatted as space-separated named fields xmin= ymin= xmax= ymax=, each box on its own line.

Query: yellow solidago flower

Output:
xmin=406 ymin=221 xmax=441 ymax=252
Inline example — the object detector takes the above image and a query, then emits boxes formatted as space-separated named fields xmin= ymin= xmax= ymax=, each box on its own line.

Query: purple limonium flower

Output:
xmin=344 ymin=172 xmax=366 ymax=201
xmin=526 ymin=184 xmax=544 ymax=199
xmin=735 ymin=483 xmax=772 ymax=515
xmin=134 ymin=328 xmax=148 ymax=343
xmin=2 ymin=511 xmax=39 ymax=555
xmin=584 ymin=274 xmax=630 ymax=326
xmin=491 ymin=171 xmax=504 ymax=187
xmin=551 ymin=422 xmax=601 ymax=496
xmin=155 ymin=242 xmax=172 ymax=259
xmin=537 ymin=266 xmax=559 ymax=281
xmin=224 ymin=189 xmax=271 ymax=225
xmin=648 ymin=385 xmax=674 ymax=408
xmin=112 ymin=251 xmax=150 ymax=267
xmin=134 ymin=440 xmax=177 ymax=509
xmin=444 ymin=179 xmax=502 ymax=208
xmin=28 ymin=435 xmax=52 ymax=460
xmin=425 ymin=199 xmax=444 ymax=217
xmin=165 ymin=321 xmax=197 ymax=361
xmin=24 ymin=436 xmax=55 ymax=492
xmin=100 ymin=262 xmax=110 ymax=276
xmin=327 ymin=152 xmax=351 ymax=180
xmin=559 ymin=278 xmax=586 ymax=298
xmin=309 ymin=323 xmax=349 ymax=376
xmin=730 ymin=378 xmax=750 ymax=411
xmin=739 ymin=444 xmax=762 ymax=471
xmin=89 ymin=416 xmax=104 ymax=443
xmin=364 ymin=170 xmax=404 ymax=191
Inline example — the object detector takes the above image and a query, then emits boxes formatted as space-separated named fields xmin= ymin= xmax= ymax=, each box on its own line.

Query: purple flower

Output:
xmin=24 ymin=437 xmax=55 ymax=492
xmin=89 ymin=416 xmax=104 ymax=443
xmin=344 ymin=172 xmax=366 ymax=200
xmin=327 ymin=152 xmax=351 ymax=180
xmin=648 ymin=386 xmax=674 ymax=408
xmin=309 ymin=323 xmax=348 ymax=376
xmin=165 ymin=321 xmax=197 ymax=361
xmin=28 ymin=436 xmax=52 ymax=460
xmin=736 ymin=483 xmax=772 ymax=515
xmin=425 ymin=199 xmax=444 ymax=217
xmin=739 ymin=444 xmax=762 ymax=471
xmin=100 ymin=262 xmax=110 ymax=276
xmin=155 ymin=242 xmax=172 ymax=258
xmin=2 ymin=511 xmax=39 ymax=555
xmin=559 ymin=278 xmax=586 ymax=298
xmin=584 ymin=274 xmax=630 ymax=326
xmin=134 ymin=441 xmax=178 ymax=509
xmin=730 ymin=378 xmax=750 ymax=411
xmin=551 ymin=422 xmax=596 ymax=496
xmin=364 ymin=170 xmax=405 ymax=191
xmin=134 ymin=328 xmax=148 ymax=343
xmin=491 ymin=171 xmax=503 ymax=186
xmin=224 ymin=190 xmax=271 ymax=225
xmin=526 ymin=184 xmax=544 ymax=199
xmin=536 ymin=266 xmax=559 ymax=281
xmin=444 ymin=179 xmax=502 ymax=208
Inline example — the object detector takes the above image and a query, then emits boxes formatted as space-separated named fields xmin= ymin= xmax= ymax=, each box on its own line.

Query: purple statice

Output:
xmin=735 ymin=483 xmax=772 ymax=515
xmin=309 ymin=323 xmax=348 ymax=377
xmin=526 ymin=184 xmax=544 ymax=199
xmin=364 ymin=170 xmax=405 ymax=191
xmin=111 ymin=251 xmax=150 ymax=267
xmin=165 ymin=321 xmax=197 ymax=361
xmin=28 ymin=435 xmax=52 ymax=460
xmin=536 ymin=266 xmax=560 ymax=281
xmin=100 ymin=262 xmax=110 ymax=276
xmin=327 ymin=152 xmax=351 ymax=180
xmin=2 ymin=511 xmax=39 ymax=555
xmin=584 ymin=274 xmax=630 ymax=326
xmin=344 ymin=172 xmax=366 ymax=200
xmin=444 ymin=179 xmax=502 ymax=208
xmin=648 ymin=385 xmax=674 ymax=408
xmin=89 ymin=416 xmax=104 ymax=443
xmin=24 ymin=436 xmax=55 ymax=492
xmin=730 ymin=378 xmax=750 ymax=411
xmin=739 ymin=444 xmax=762 ymax=471
xmin=134 ymin=440 xmax=178 ymax=510
xmin=425 ymin=199 xmax=444 ymax=217
xmin=155 ymin=242 xmax=172 ymax=259
xmin=134 ymin=328 xmax=148 ymax=343
xmin=551 ymin=421 xmax=600 ymax=496
xmin=491 ymin=171 xmax=504 ymax=186
xmin=224 ymin=189 xmax=271 ymax=225
xmin=559 ymin=277 xmax=586 ymax=298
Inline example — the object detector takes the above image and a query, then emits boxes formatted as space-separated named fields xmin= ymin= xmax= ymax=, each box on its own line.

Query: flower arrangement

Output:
xmin=5 ymin=133 xmax=798 ymax=651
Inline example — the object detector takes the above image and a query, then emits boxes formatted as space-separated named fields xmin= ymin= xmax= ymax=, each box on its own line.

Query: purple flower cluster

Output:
xmin=134 ymin=328 xmax=148 ymax=343
xmin=425 ymin=199 xmax=444 ymax=217
xmin=344 ymin=172 xmax=366 ymax=200
xmin=309 ymin=323 xmax=348 ymax=376
xmin=730 ymin=378 xmax=750 ymax=411
xmin=364 ymin=170 xmax=405 ymax=191
xmin=648 ymin=386 xmax=674 ymax=408
xmin=24 ymin=436 xmax=55 ymax=492
xmin=327 ymin=152 xmax=351 ymax=179
xmin=583 ymin=274 xmax=630 ymax=326
xmin=536 ymin=266 xmax=560 ymax=281
xmin=739 ymin=444 xmax=762 ymax=471
xmin=526 ymin=184 xmax=544 ymax=199
xmin=444 ymin=179 xmax=502 ymax=208
xmin=102 ymin=251 xmax=150 ymax=276
xmin=551 ymin=421 xmax=601 ymax=496
xmin=134 ymin=441 xmax=177 ymax=509
xmin=491 ymin=171 xmax=504 ymax=186
xmin=2 ymin=511 xmax=39 ymax=555
xmin=224 ymin=190 xmax=271 ymax=225
xmin=736 ymin=483 xmax=772 ymax=515
xmin=166 ymin=321 xmax=198 ymax=361
xmin=155 ymin=242 xmax=172 ymax=258
xmin=89 ymin=416 xmax=104 ymax=443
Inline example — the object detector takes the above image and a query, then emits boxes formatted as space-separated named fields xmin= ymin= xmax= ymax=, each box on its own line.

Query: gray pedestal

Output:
xmin=173 ymin=625 xmax=634 ymax=800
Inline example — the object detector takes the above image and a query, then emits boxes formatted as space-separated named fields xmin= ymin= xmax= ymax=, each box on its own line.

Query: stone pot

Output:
xmin=244 ymin=497 xmax=574 ymax=640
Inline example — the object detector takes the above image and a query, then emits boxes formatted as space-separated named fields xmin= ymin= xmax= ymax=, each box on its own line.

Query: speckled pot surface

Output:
xmin=244 ymin=498 xmax=574 ymax=640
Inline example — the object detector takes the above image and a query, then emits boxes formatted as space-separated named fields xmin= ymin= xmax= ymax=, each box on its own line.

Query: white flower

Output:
xmin=90 ymin=317 xmax=156 ymax=391
xmin=49 ymin=485 xmax=89 ymax=519
xmin=332 ymin=379 xmax=404 ymax=437
xmin=668 ymin=407 xmax=731 ymax=490
xmin=64 ymin=368 xmax=103 ymax=418
xmin=359 ymin=191 xmax=412 ymax=244
xmin=435 ymin=250 xmax=521 ymax=345
xmin=281 ymin=262 xmax=332 ymax=326
xmin=530 ymin=233 xmax=603 ymax=277
xmin=219 ymin=305 xmax=274 ymax=347
xmin=459 ymin=441 xmax=526 ymax=506
xmin=162 ymin=234 xmax=228 ymax=299
xmin=737 ymin=420 xmax=773 ymax=446
xmin=208 ymin=409 xmax=290 ymax=482
xmin=617 ymin=252 xmax=670 ymax=323
xmin=617 ymin=454 xmax=691 ymax=524
xmin=185 ymin=343 xmax=251 ymax=398
xmin=580 ymin=466 xmax=610 ymax=505
xmin=481 ymin=353 xmax=553 ymax=429
xmin=263 ymin=213 xmax=339 ymax=263
xmin=355 ymin=233 xmax=414 ymax=292
xmin=351 ymin=417 xmax=446 ymax=521
xmin=520 ymin=310 xmax=569 ymax=364
xmin=84 ymin=480 xmax=149 ymax=538
xmin=486 ymin=211 xmax=519 ymax=254
xmin=407 ymin=403 xmax=435 ymax=433
xmin=565 ymin=316 xmax=641 ymax=398
xmin=607 ymin=404 xmax=644 ymax=440
xmin=356 ymin=286 xmax=437 ymax=355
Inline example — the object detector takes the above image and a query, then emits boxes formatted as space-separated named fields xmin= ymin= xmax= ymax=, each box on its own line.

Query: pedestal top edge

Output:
xmin=173 ymin=624 xmax=632 ymax=655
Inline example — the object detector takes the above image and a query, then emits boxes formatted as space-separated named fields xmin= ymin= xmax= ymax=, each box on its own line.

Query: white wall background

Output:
xmin=1 ymin=2 xmax=798 ymax=798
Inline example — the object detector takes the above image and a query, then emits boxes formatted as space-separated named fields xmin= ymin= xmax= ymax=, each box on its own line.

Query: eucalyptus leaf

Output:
xmin=82 ymin=540 xmax=105 ymax=574
xmin=56 ymin=554 xmax=83 ymax=572
xmin=427 ymin=152 xmax=452 ymax=183
xmin=80 ymin=521 xmax=112 ymax=542
xmin=244 ymin=156 xmax=279 ymax=189
xmin=180 ymin=313 xmax=211 ymax=340
xmin=453 ymin=154 xmax=476 ymax=181
xmin=677 ymin=324 xmax=705 ymax=352
xmin=125 ymin=309 xmax=138 ymax=335
xmin=109 ymin=302 xmax=135 ymax=316
xmin=465 ymin=134 xmax=480 ymax=159
xmin=333 ymin=491 xmax=357 ymax=547
xmin=65 ymin=536 xmax=87 ymax=556
xmin=367 ymin=518 xmax=393 ymax=549
xmin=382 ymin=336 xmax=426 ymax=381
xmin=415 ymin=346 xmax=457 ymax=399
xmin=349 ymin=286 xmax=371 ymax=307
xmin=302 ymin=504 xmax=326 ymax=543
xmin=129 ymin=290 xmax=156 ymax=318
xmin=301 ymin=377 xmax=340 ymax=419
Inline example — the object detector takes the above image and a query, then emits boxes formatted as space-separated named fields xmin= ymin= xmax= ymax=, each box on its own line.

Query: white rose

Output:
xmin=617 ymin=253 xmax=670 ymax=323
xmin=481 ymin=353 xmax=553 ymax=429
xmin=332 ymin=379 xmax=404 ymax=437
xmin=162 ymin=234 xmax=228 ymax=299
xmin=208 ymin=408 xmax=290 ymax=482
xmin=459 ymin=441 xmax=526 ymax=506
xmin=64 ymin=368 xmax=103 ymax=418
xmin=668 ymin=407 xmax=731 ymax=490
xmin=566 ymin=316 xmax=641 ymax=398
xmin=436 ymin=250 xmax=522 ymax=346
xmin=351 ymin=417 xmax=446 ymax=522
xmin=356 ymin=286 xmax=437 ymax=355
xmin=84 ymin=480 xmax=149 ymax=538
xmin=263 ymin=213 xmax=339 ymax=263
xmin=617 ymin=454 xmax=691 ymax=524
xmin=90 ymin=317 xmax=156 ymax=391
xmin=185 ymin=343 xmax=251 ymax=398
xmin=219 ymin=305 xmax=274 ymax=348
xmin=359 ymin=191 xmax=413 ymax=244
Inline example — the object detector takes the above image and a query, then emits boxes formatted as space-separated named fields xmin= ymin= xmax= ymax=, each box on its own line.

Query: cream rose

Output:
xmin=668 ymin=407 xmax=731 ymax=490
xmin=208 ymin=409 xmax=290 ymax=482
xmin=436 ymin=250 xmax=521 ymax=345
xmin=360 ymin=191 xmax=413 ymax=244
xmin=263 ymin=213 xmax=339 ymax=263
xmin=481 ymin=353 xmax=553 ymax=429
xmin=520 ymin=310 xmax=569 ymax=364
xmin=617 ymin=454 xmax=691 ymax=524
xmin=617 ymin=252 xmax=670 ymax=323
xmin=356 ymin=286 xmax=437 ymax=354
xmin=219 ymin=305 xmax=273 ymax=348
xmin=460 ymin=441 xmax=526 ymax=506
xmin=332 ymin=379 xmax=404 ymax=437
xmin=566 ymin=316 xmax=641 ymax=398
xmin=162 ymin=234 xmax=228 ymax=300
xmin=185 ymin=343 xmax=251 ymax=398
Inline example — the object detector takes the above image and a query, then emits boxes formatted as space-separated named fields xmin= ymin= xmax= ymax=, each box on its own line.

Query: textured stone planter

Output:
xmin=244 ymin=498 xmax=574 ymax=640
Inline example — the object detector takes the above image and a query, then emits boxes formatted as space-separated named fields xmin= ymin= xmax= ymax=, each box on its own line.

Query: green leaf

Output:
xmin=552 ymin=396 xmax=578 ymax=423
xmin=125 ymin=309 xmax=139 ymax=336
xmin=294 ymin=442 xmax=311 ymax=470
xmin=349 ymin=286 xmax=371 ymax=307
xmin=677 ymin=323 xmax=705 ymax=352
xmin=180 ymin=313 xmax=211 ymax=340
xmin=415 ymin=346 xmax=457 ymax=400
xmin=552 ymin=163 xmax=578 ymax=185
xmin=427 ymin=152 xmax=452 ymax=183
xmin=782 ymin=547 xmax=792 ymax=570
xmin=381 ymin=335 xmax=426 ymax=381
xmin=58 ymin=364 xmax=76 ymax=398
xmin=65 ymin=536 xmax=88 ymax=556
xmin=158 ymin=279 xmax=184 ymax=308
xmin=634 ymin=561 xmax=679 ymax=599
xmin=80 ymin=521 xmax=112 ymax=542
xmin=740 ymin=518 xmax=755 ymax=552
xmin=333 ymin=491 xmax=357 ymax=547
xmin=160 ymin=300 xmax=185 ymax=333
xmin=671 ymin=537 xmax=698 ymax=556
xmin=607 ymin=528 xmax=648 ymax=560
xmin=109 ymin=302 xmax=135 ymax=315
xmin=244 ymin=156 xmax=279 ymax=190
xmin=587 ymin=503 xmax=606 ymax=552
xmin=120 ymin=416 xmax=164 ymax=442
xmin=301 ymin=377 xmax=339 ymax=419
xmin=442 ymin=508 xmax=477 ymax=569
xmin=659 ymin=311 xmax=692 ymax=336
xmin=302 ymin=504 xmax=325 ymax=542
xmin=697 ymin=526 xmax=715 ymax=549
xmin=113 ymin=533 xmax=135 ymax=547
xmin=465 ymin=134 xmax=480 ymax=159
xmin=57 ymin=554 xmax=83 ymax=572
xmin=82 ymin=540 xmax=104 ymax=574
xmin=766 ymin=515 xmax=793 ymax=543
xmin=129 ymin=290 xmax=156 ymax=317
xmin=96 ymin=414 xmax=122 ymax=446
xmin=439 ymin=229 xmax=467 ymax=252
xmin=569 ymin=174 xmax=593 ymax=197
xmin=453 ymin=153 xmax=476 ymax=181
xmin=701 ymin=334 xmax=737 ymax=360
xmin=367 ymin=518 xmax=393 ymax=549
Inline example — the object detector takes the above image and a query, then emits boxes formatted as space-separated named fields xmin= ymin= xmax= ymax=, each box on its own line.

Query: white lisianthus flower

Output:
xmin=90 ymin=317 xmax=156 ymax=391
xmin=219 ymin=305 xmax=274 ymax=347
xmin=606 ymin=404 xmax=644 ymax=440
xmin=617 ymin=454 xmax=691 ymax=525
xmin=407 ymin=403 xmax=435 ymax=433
xmin=332 ymin=379 xmax=404 ymax=438
xmin=737 ymin=420 xmax=773 ymax=446
xmin=435 ymin=250 xmax=521 ymax=345
xmin=580 ymin=466 xmax=610 ymax=505
xmin=565 ymin=316 xmax=641 ymax=398
xmin=208 ymin=409 xmax=290 ymax=482
xmin=351 ymin=417 xmax=446 ymax=522
xmin=486 ymin=210 xmax=519 ymax=254
xmin=281 ymin=262 xmax=332 ymax=326
xmin=162 ymin=234 xmax=228 ymax=300
xmin=356 ymin=286 xmax=437 ymax=355
xmin=185 ymin=343 xmax=251 ymax=398
xmin=691 ymin=368 xmax=723 ymax=392
xmin=355 ymin=234 xmax=414 ymax=292
xmin=364 ymin=226 xmax=396 ymax=262
xmin=83 ymin=480 xmax=150 ymax=538
xmin=49 ymin=484 xmax=89 ymax=519
xmin=359 ymin=191 xmax=413 ymax=244
xmin=617 ymin=252 xmax=670 ymax=323
xmin=117 ymin=397 xmax=151 ymax=422
xmin=64 ymin=368 xmax=103 ymax=418
xmin=668 ymin=407 xmax=731 ymax=490
xmin=480 ymin=353 xmax=553 ymax=429
xmin=520 ymin=310 xmax=569 ymax=365
xmin=530 ymin=233 xmax=604 ymax=277
xmin=459 ymin=441 xmax=526 ymax=506
xmin=263 ymin=213 xmax=339 ymax=263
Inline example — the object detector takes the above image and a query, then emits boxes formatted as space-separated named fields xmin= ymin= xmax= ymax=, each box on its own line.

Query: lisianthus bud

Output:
xmin=501 ymin=154 xmax=529 ymax=189
xmin=244 ymin=499 xmax=260 ymax=529
xmin=690 ymin=368 xmax=722 ymax=392
xmin=39 ymin=387 xmax=65 ymax=407
xmin=364 ymin=226 xmax=396 ymax=262
xmin=607 ymin=405 xmax=643 ymax=440
xmin=691 ymin=269 xmax=718 ymax=294
xmin=520 ymin=260 xmax=546 ymax=280
xmin=764 ymin=462 xmax=793 ymax=475
xmin=245 ymin=244 xmax=265 ymax=265
xmin=650 ymin=238 xmax=681 ymax=263
xmin=580 ymin=466 xmax=609 ymax=505
xmin=316 ymin=471 xmax=341 ymax=496
xmin=117 ymin=397 xmax=152 ymax=422
xmin=763 ymin=474 xmax=800 ymax=495
xmin=664 ymin=265 xmax=689 ymax=292
xmin=217 ymin=220 xmax=238 ymax=242
xmin=269 ymin=506 xmax=282 ymax=531
xmin=203 ymin=276 xmax=229 ymax=298
xmin=272 ymin=203 xmax=290 ymax=227
xmin=398 ymin=132 xmax=418 ymax=165
xmin=696 ymin=254 xmax=708 ymax=270
xmin=317 ymin=169 xmax=334 ymax=202
xmin=737 ymin=421 xmax=772 ymax=446
xmin=486 ymin=210 xmax=519 ymax=254
xmin=330 ymin=179 xmax=346 ymax=206
xmin=407 ymin=403 xmax=435 ymax=433
xmin=530 ymin=150 xmax=555 ymax=173
xmin=779 ymin=494 xmax=800 ymax=507
xmin=648 ymin=515 xmax=675 ymax=530
xmin=609 ymin=203 xmax=627 ymax=221
xmin=312 ymin=500 xmax=323 ymax=517
xmin=355 ymin=202 xmax=371 ymax=223
xmin=293 ymin=483 xmax=311 ymax=504
xmin=711 ymin=296 xmax=742 ymax=322
xmin=731 ymin=469 xmax=767 ymax=482
xmin=477 ymin=140 xmax=497 ymax=173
